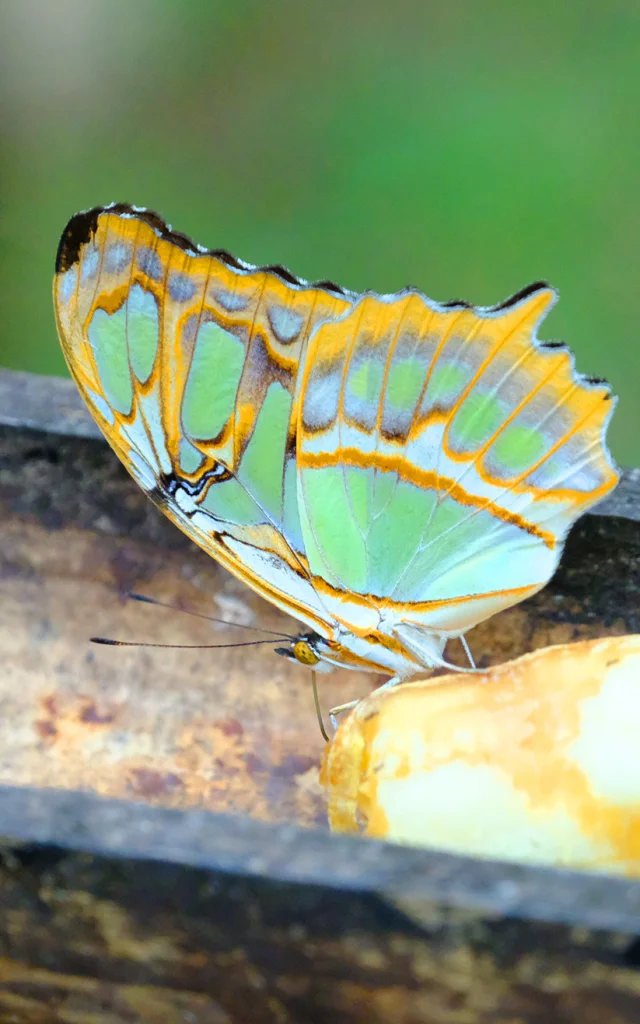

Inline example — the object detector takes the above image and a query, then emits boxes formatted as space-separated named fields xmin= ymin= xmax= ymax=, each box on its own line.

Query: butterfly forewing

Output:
xmin=54 ymin=205 xmax=352 ymax=637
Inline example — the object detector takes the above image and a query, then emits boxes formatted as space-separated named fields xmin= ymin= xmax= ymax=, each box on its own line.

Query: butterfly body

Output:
xmin=54 ymin=205 xmax=619 ymax=683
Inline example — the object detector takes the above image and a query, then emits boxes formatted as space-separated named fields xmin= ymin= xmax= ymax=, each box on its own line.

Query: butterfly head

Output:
xmin=274 ymin=633 xmax=335 ymax=672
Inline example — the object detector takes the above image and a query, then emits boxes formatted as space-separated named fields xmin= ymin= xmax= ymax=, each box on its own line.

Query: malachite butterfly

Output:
xmin=54 ymin=204 xmax=619 ymax=688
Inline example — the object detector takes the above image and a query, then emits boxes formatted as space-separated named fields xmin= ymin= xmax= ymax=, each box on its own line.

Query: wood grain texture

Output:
xmin=0 ymin=425 xmax=376 ymax=827
xmin=1 ymin=787 xmax=640 ymax=1024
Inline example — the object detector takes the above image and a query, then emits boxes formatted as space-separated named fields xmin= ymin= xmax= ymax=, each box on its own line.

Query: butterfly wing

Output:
xmin=54 ymin=205 xmax=353 ymax=636
xmin=295 ymin=284 xmax=618 ymax=647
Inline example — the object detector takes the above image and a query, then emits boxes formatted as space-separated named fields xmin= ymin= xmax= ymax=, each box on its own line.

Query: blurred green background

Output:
xmin=2 ymin=0 xmax=638 ymax=463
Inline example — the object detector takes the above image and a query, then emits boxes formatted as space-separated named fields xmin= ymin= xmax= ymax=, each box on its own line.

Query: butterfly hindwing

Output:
xmin=296 ymin=286 xmax=618 ymax=635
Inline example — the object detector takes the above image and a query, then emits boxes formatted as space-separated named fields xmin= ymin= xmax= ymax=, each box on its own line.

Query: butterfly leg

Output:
xmin=329 ymin=675 xmax=401 ymax=732
xmin=329 ymin=700 xmax=358 ymax=732
xmin=461 ymin=634 xmax=476 ymax=669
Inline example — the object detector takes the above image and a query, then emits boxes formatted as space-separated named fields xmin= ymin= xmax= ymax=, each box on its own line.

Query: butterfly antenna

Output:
xmin=127 ymin=592 xmax=297 ymax=641
xmin=311 ymin=669 xmax=330 ymax=743
xmin=91 ymin=637 xmax=291 ymax=650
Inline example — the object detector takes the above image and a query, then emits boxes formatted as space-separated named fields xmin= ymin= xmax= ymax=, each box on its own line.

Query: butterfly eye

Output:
xmin=293 ymin=640 xmax=321 ymax=667
xmin=274 ymin=646 xmax=296 ymax=660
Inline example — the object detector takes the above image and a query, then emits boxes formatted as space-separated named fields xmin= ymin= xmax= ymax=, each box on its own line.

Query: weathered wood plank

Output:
xmin=0 ymin=368 xmax=639 ymax=1022
xmin=1 ymin=786 xmax=640 ymax=1024
xmin=0 ymin=367 xmax=102 ymax=440
xmin=1 ymin=420 xmax=638 ymax=825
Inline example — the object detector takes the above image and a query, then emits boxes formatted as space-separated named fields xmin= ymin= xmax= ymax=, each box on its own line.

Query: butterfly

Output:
xmin=54 ymin=204 xmax=619 ymax=696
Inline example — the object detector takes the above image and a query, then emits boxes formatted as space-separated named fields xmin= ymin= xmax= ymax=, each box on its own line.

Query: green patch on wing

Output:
xmin=345 ymin=466 xmax=374 ymax=534
xmin=282 ymin=458 xmax=304 ymax=551
xmin=88 ymin=305 xmax=133 ymax=416
xmin=419 ymin=361 xmax=475 ymax=417
xmin=429 ymin=364 xmax=468 ymax=402
xmin=127 ymin=285 xmax=158 ymax=383
xmin=385 ymin=358 xmax=425 ymax=409
xmin=390 ymin=497 xmax=510 ymax=601
xmin=367 ymin=478 xmax=438 ymax=594
xmin=490 ymin=424 xmax=547 ymax=472
xmin=238 ymin=382 xmax=292 ymax=522
xmin=179 ymin=437 xmax=204 ymax=474
xmin=182 ymin=323 xmax=244 ymax=440
xmin=348 ymin=359 xmax=384 ymax=403
xmin=299 ymin=465 xmax=367 ymax=591
xmin=449 ymin=392 xmax=504 ymax=451
xmin=299 ymin=464 xmax=444 ymax=597
xmin=200 ymin=476 xmax=262 ymax=526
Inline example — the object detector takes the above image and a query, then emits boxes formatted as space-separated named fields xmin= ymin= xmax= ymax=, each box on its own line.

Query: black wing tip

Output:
xmin=55 ymin=206 xmax=103 ymax=273
xmin=54 ymin=202 xmax=351 ymax=297
xmin=54 ymin=202 xmax=191 ymax=275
